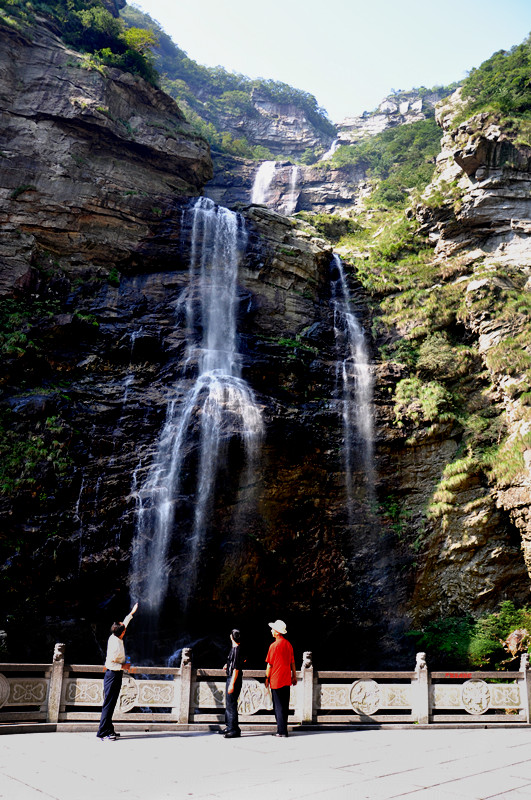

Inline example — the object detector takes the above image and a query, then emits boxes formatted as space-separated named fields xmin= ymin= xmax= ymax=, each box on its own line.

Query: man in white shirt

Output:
xmin=96 ymin=602 xmax=138 ymax=740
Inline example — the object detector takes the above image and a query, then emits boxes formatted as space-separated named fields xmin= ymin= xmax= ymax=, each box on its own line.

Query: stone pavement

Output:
xmin=2 ymin=728 xmax=531 ymax=800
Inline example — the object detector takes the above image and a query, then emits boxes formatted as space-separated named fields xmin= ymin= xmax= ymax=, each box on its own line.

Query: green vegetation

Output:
xmin=0 ymin=295 xmax=61 ymax=358
xmin=0 ymin=0 xmax=158 ymax=84
xmin=0 ymin=409 xmax=72 ymax=495
xmin=121 ymin=5 xmax=335 ymax=159
xmin=460 ymin=33 xmax=531 ymax=120
xmin=330 ymin=118 xmax=443 ymax=206
xmin=410 ymin=601 xmax=531 ymax=669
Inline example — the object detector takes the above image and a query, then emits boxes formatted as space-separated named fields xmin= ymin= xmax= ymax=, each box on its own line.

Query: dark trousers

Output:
xmin=271 ymin=685 xmax=290 ymax=735
xmin=225 ymin=677 xmax=242 ymax=734
xmin=97 ymin=669 xmax=123 ymax=738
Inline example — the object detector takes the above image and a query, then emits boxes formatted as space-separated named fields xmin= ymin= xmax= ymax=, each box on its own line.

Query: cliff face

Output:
xmin=0 ymin=18 xmax=212 ymax=293
xmin=392 ymin=91 xmax=531 ymax=621
xmin=211 ymin=89 xmax=334 ymax=158
xmin=2 ymin=16 xmax=531 ymax=667
xmin=337 ymin=89 xmax=447 ymax=145
xmin=206 ymin=155 xmax=369 ymax=216
xmin=0 ymin=18 xmax=408 ymax=667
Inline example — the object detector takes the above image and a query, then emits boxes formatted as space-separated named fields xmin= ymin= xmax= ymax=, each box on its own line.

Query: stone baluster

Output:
xmin=176 ymin=647 xmax=193 ymax=724
xmin=519 ymin=653 xmax=531 ymax=723
xmin=412 ymin=651 xmax=430 ymax=725
xmin=47 ymin=643 xmax=65 ymax=724
xmin=299 ymin=651 xmax=314 ymax=724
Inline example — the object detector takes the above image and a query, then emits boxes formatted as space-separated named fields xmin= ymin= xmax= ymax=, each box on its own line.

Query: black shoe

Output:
xmin=224 ymin=731 xmax=241 ymax=738
xmin=219 ymin=728 xmax=228 ymax=735
xmin=272 ymin=733 xmax=288 ymax=737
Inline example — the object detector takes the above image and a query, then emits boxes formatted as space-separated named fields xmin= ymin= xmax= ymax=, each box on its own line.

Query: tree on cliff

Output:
xmin=0 ymin=0 xmax=158 ymax=85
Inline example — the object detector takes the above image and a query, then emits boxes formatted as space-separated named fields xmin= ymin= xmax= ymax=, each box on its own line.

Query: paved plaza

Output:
xmin=2 ymin=727 xmax=531 ymax=799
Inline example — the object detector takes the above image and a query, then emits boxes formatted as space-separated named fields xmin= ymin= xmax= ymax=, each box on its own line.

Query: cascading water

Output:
xmin=320 ymin=139 xmax=339 ymax=161
xmin=130 ymin=198 xmax=263 ymax=621
xmin=281 ymin=165 xmax=299 ymax=215
xmin=251 ymin=160 xmax=277 ymax=205
xmin=330 ymin=254 xmax=374 ymax=518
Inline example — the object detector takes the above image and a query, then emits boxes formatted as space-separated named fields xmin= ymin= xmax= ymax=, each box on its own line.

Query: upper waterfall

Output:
xmin=251 ymin=160 xmax=277 ymax=205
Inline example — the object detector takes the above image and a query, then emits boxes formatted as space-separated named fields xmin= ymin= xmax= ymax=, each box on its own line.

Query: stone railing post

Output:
xmin=299 ymin=651 xmax=314 ymax=724
xmin=177 ymin=647 xmax=193 ymax=724
xmin=519 ymin=653 xmax=531 ymax=723
xmin=412 ymin=652 xmax=430 ymax=725
xmin=47 ymin=643 xmax=65 ymax=724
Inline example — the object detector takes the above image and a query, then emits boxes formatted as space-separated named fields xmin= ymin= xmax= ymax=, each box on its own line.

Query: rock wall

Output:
xmin=210 ymin=88 xmax=334 ymax=159
xmin=0 ymin=19 xmax=409 ymax=667
xmin=206 ymin=155 xmax=369 ymax=216
xmin=397 ymin=90 xmax=531 ymax=621
xmin=0 ymin=18 xmax=212 ymax=294
xmin=337 ymin=89 xmax=448 ymax=145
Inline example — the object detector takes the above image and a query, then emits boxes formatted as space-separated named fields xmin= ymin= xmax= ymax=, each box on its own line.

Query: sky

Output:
xmin=130 ymin=0 xmax=531 ymax=123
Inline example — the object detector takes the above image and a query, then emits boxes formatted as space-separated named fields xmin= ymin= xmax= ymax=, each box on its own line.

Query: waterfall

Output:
xmin=130 ymin=198 xmax=263 ymax=618
xmin=320 ymin=139 xmax=339 ymax=161
xmin=330 ymin=254 xmax=374 ymax=516
xmin=281 ymin=165 xmax=299 ymax=215
xmin=251 ymin=160 xmax=277 ymax=205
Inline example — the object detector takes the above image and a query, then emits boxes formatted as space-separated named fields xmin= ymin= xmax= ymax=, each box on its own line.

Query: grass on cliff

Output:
xmin=329 ymin=117 xmax=443 ymax=207
xmin=325 ymin=171 xmax=531 ymax=538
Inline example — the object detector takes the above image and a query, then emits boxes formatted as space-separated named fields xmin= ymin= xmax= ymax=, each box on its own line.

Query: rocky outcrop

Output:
xmin=0 ymin=18 xmax=212 ymax=294
xmin=397 ymin=91 xmax=531 ymax=621
xmin=208 ymin=88 xmax=334 ymax=159
xmin=206 ymin=155 xmax=369 ymax=216
xmin=337 ymin=89 xmax=448 ymax=145
xmin=416 ymin=91 xmax=531 ymax=264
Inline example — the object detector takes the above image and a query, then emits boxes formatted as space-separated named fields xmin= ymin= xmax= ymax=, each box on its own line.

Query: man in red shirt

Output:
xmin=265 ymin=619 xmax=297 ymax=737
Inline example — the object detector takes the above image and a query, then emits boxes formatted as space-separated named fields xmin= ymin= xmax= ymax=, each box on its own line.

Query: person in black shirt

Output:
xmin=223 ymin=628 xmax=244 ymax=738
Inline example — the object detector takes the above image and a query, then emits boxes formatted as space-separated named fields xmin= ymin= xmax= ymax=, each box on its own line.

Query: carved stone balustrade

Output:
xmin=1 ymin=648 xmax=530 ymax=730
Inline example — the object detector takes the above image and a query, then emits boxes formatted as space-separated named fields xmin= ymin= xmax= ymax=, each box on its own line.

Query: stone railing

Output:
xmin=1 ymin=646 xmax=530 ymax=729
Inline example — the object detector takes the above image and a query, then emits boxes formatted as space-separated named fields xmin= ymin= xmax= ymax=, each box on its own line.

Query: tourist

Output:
xmin=265 ymin=619 xmax=297 ymax=737
xmin=223 ymin=628 xmax=244 ymax=738
xmin=96 ymin=601 xmax=138 ymax=741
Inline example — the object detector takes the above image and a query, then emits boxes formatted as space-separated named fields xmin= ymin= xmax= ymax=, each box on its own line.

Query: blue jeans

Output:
xmin=225 ymin=677 xmax=242 ymax=734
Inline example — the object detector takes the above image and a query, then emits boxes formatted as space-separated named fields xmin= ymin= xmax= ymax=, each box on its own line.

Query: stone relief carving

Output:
xmin=490 ymin=684 xmax=521 ymax=709
xmin=317 ymin=686 xmax=349 ymax=709
xmin=11 ymin=680 xmax=47 ymax=705
xmin=385 ymin=685 xmax=411 ymax=708
xmin=118 ymin=674 xmax=139 ymax=713
xmin=195 ymin=681 xmax=225 ymax=708
xmin=237 ymin=679 xmax=267 ymax=715
xmin=317 ymin=683 xmax=411 ymax=711
xmin=432 ymin=685 xmax=461 ymax=708
xmin=65 ymin=679 xmax=102 ymax=706
xmin=0 ymin=674 xmax=10 ymax=709
xmin=349 ymin=680 xmax=381 ymax=715
xmin=137 ymin=682 xmax=175 ymax=707
xmin=461 ymin=679 xmax=490 ymax=715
